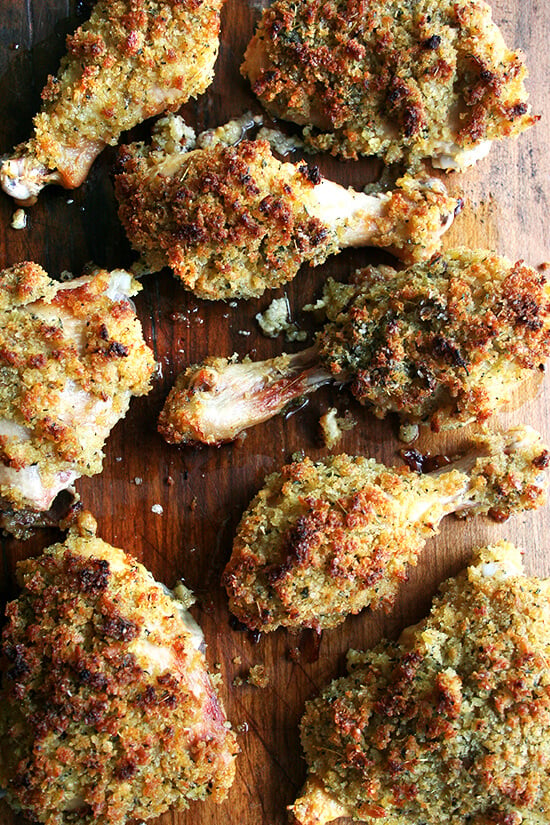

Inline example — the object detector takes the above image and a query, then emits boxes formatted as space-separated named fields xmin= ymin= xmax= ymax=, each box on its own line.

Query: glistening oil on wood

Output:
xmin=0 ymin=1 xmax=548 ymax=824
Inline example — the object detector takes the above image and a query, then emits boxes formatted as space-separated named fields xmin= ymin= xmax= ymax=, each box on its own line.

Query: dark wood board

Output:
xmin=0 ymin=1 xmax=549 ymax=823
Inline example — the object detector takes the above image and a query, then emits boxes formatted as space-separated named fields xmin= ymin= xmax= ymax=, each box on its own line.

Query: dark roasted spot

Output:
xmin=102 ymin=614 xmax=139 ymax=641
xmin=423 ymin=34 xmax=441 ymax=49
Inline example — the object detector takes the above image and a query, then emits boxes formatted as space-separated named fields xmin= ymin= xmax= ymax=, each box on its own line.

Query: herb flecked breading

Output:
xmin=292 ymin=542 xmax=550 ymax=825
xmin=223 ymin=430 xmax=549 ymax=632
xmin=243 ymin=0 xmax=537 ymax=165
xmin=317 ymin=249 xmax=550 ymax=431
xmin=0 ymin=262 xmax=155 ymax=512
xmin=0 ymin=513 xmax=238 ymax=825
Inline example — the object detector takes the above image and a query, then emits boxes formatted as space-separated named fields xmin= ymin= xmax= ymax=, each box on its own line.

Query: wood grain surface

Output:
xmin=0 ymin=1 xmax=549 ymax=824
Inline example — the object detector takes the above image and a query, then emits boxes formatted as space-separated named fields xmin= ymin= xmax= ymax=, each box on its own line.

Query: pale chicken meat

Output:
xmin=291 ymin=541 xmax=550 ymax=824
xmin=0 ymin=0 xmax=224 ymax=205
xmin=0 ymin=262 xmax=155 ymax=536
xmin=0 ymin=511 xmax=238 ymax=825
xmin=114 ymin=123 xmax=460 ymax=300
xmin=158 ymin=249 xmax=550 ymax=445
xmin=243 ymin=0 xmax=537 ymax=167
xmin=223 ymin=426 xmax=549 ymax=633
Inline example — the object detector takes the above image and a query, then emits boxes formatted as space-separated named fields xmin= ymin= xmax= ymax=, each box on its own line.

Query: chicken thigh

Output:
xmin=0 ymin=262 xmax=155 ymax=536
xmin=0 ymin=0 xmax=225 ymax=205
xmin=0 ymin=511 xmax=238 ymax=825
xmin=158 ymin=249 xmax=550 ymax=444
xmin=114 ymin=123 xmax=460 ymax=300
xmin=292 ymin=541 xmax=550 ymax=824
xmin=223 ymin=426 xmax=549 ymax=633
xmin=243 ymin=0 xmax=537 ymax=167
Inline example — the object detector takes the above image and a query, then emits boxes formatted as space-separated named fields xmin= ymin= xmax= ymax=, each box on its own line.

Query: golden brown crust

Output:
xmin=223 ymin=433 xmax=548 ymax=633
xmin=293 ymin=542 xmax=550 ymax=824
xmin=0 ymin=263 xmax=155 ymax=510
xmin=115 ymin=138 xmax=336 ymax=300
xmin=243 ymin=0 xmax=537 ymax=163
xmin=317 ymin=249 xmax=550 ymax=430
xmin=19 ymin=0 xmax=224 ymax=186
xmin=0 ymin=513 xmax=238 ymax=825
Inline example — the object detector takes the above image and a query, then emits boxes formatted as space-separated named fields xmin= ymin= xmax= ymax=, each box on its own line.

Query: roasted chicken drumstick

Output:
xmin=291 ymin=541 xmax=550 ymax=825
xmin=243 ymin=0 xmax=537 ymax=167
xmin=0 ymin=512 xmax=238 ymax=825
xmin=115 ymin=124 xmax=460 ymax=300
xmin=0 ymin=0 xmax=224 ymax=205
xmin=223 ymin=426 xmax=549 ymax=633
xmin=158 ymin=249 xmax=550 ymax=445
xmin=0 ymin=262 xmax=155 ymax=536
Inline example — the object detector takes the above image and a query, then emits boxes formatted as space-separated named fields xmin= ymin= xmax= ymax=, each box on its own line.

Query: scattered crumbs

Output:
xmin=256 ymin=296 xmax=307 ymax=342
xmin=237 ymin=329 xmax=251 ymax=336
xmin=190 ymin=496 xmax=197 ymax=511
xmin=399 ymin=422 xmax=420 ymax=443
xmin=236 ymin=722 xmax=249 ymax=733
xmin=66 ymin=198 xmax=74 ymax=205
xmin=172 ymin=581 xmax=196 ymax=609
xmin=165 ymin=475 xmax=175 ymax=486
xmin=214 ymin=662 xmax=222 ymax=671
xmin=133 ymin=477 xmax=143 ymax=485
xmin=151 ymin=504 xmax=163 ymax=515
xmin=188 ymin=547 xmax=197 ymax=553
xmin=319 ymin=408 xmax=356 ymax=448
xmin=232 ymin=656 xmax=242 ymax=666
xmin=232 ymin=675 xmax=244 ymax=687
xmin=115 ymin=456 xmax=122 ymax=462
xmin=11 ymin=208 xmax=27 ymax=230
xmin=247 ymin=664 xmax=269 ymax=688
xmin=229 ymin=301 xmax=238 ymax=308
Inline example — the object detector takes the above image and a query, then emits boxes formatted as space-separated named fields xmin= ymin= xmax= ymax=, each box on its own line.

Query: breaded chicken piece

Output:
xmin=291 ymin=541 xmax=550 ymax=824
xmin=223 ymin=426 xmax=549 ymax=632
xmin=0 ymin=512 xmax=238 ymax=825
xmin=114 ymin=126 xmax=460 ymax=300
xmin=158 ymin=249 xmax=550 ymax=445
xmin=0 ymin=262 xmax=155 ymax=536
xmin=0 ymin=0 xmax=224 ymax=205
xmin=243 ymin=0 xmax=537 ymax=167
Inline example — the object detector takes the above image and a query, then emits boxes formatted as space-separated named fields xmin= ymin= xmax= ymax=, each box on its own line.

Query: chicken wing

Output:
xmin=0 ymin=0 xmax=224 ymax=205
xmin=0 ymin=262 xmax=155 ymax=536
xmin=291 ymin=541 xmax=550 ymax=825
xmin=0 ymin=511 xmax=238 ymax=825
xmin=242 ymin=0 xmax=537 ymax=167
xmin=223 ymin=426 xmax=549 ymax=633
xmin=158 ymin=249 xmax=550 ymax=445
xmin=114 ymin=122 xmax=460 ymax=300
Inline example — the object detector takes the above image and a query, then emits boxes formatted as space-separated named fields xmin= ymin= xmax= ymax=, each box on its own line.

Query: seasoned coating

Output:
xmin=157 ymin=249 xmax=550 ymax=445
xmin=291 ymin=542 xmax=550 ymax=824
xmin=0 ymin=512 xmax=238 ymax=825
xmin=0 ymin=262 xmax=155 ymax=532
xmin=243 ymin=0 xmax=537 ymax=167
xmin=114 ymin=130 xmax=460 ymax=300
xmin=318 ymin=249 xmax=550 ymax=431
xmin=223 ymin=426 xmax=549 ymax=632
xmin=0 ymin=0 xmax=224 ymax=204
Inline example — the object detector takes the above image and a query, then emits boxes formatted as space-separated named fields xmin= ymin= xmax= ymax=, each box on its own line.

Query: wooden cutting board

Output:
xmin=0 ymin=1 xmax=548 ymax=823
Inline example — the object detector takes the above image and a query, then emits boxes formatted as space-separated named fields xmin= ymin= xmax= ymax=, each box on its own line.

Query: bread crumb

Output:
xmin=151 ymin=504 xmax=163 ymax=514
xmin=399 ymin=422 xmax=420 ymax=443
xmin=11 ymin=208 xmax=27 ymax=230
xmin=256 ymin=296 xmax=307 ymax=341
xmin=247 ymin=664 xmax=269 ymax=688
xmin=320 ymin=408 xmax=356 ymax=448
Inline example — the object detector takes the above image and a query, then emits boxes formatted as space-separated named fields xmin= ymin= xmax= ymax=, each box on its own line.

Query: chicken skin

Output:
xmin=242 ymin=0 xmax=537 ymax=168
xmin=223 ymin=426 xmax=549 ymax=633
xmin=158 ymin=249 xmax=550 ymax=445
xmin=114 ymin=124 xmax=460 ymax=300
xmin=0 ymin=262 xmax=155 ymax=536
xmin=0 ymin=0 xmax=224 ymax=205
xmin=291 ymin=541 xmax=550 ymax=825
xmin=0 ymin=511 xmax=238 ymax=825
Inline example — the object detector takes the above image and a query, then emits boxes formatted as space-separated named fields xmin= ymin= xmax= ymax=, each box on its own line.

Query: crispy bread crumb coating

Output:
xmin=115 ymin=138 xmax=338 ymax=300
xmin=223 ymin=428 xmax=549 ymax=632
xmin=317 ymin=249 xmax=550 ymax=431
xmin=0 ymin=512 xmax=238 ymax=825
xmin=0 ymin=262 xmax=155 ymax=512
xmin=243 ymin=0 xmax=537 ymax=165
xmin=292 ymin=542 xmax=550 ymax=825
xmin=12 ymin=0 xmax=224 ymax=188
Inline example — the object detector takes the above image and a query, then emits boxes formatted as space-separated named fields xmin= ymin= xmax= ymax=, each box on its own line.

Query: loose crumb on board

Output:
xmin=319 ymin=408 xmax=356 ymax=448
xmin=256 ymin=296 xmax=307 ymax=341
xmin=11 ymin=208 xmax=27 ymax=229
xmin=233 ymin=664 xmax=270 ymax=688
xmin=151 ymin=504 xmax=163 ymax=514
